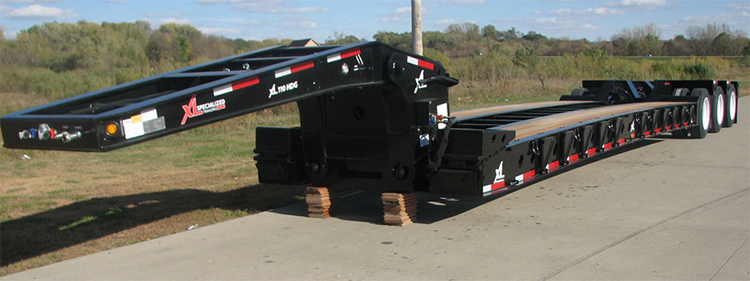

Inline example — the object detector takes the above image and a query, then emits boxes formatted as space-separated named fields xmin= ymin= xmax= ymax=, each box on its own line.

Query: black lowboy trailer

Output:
xmin=1 ymin=41 xmax=739 ymax=225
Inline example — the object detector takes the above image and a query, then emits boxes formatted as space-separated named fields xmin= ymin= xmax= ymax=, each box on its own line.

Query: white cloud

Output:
xmin=618 ymin=0 xmax=666 ymax=6
xmin=1 ymin=0 xmax=62 ymax=3
xmin=434 ymin=0 xmax=484 ymax=6
xmin=588 ymin=7 xmax=624 ymax=15
xmin=551 ymin=8 xmax=572 ymax=15
xmin=394 ymin=7 xmax=410 ymax=14
xmin=282 ymin=20 xmax=317 ymax=29
xmin=3 ymin=4 xmax=78 ymax=20
xmin=235 ymin=0 xmax=327 ymax=13
xmin=550 ymin=7 xmax=623 ymax=17
xmin=152 ymin=17 xmax=191 ymax=25
xmin=441 ymin=0 xmax=484 ymax=4
xmin=535 ymin=17 xmax=557 ymax=23
xmin=0 ymin=5 xmax=12 ymax=13
xmin=194 ymin=0 xmax=243 ymax=3
xmin=198 ymin=27 xmax=241 ymax=34
xmin=381 ymin=7 xmax=411 ymax=23
xmin=582 ymin=24 xmax=599 ymax=30
xmin=437 ymin=18 xmax=458 ymax=25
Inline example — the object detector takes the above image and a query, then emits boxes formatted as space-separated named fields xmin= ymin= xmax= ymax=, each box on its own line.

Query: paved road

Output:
xmin=5 ymin=98 xmax=749 ymax=280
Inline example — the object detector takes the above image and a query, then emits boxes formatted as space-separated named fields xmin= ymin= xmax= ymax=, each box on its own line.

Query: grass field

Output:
xmin=1 ymin=74 xmax=748 ymax=275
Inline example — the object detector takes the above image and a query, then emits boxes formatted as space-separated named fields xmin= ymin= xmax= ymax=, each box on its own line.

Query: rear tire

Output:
xmin=571 ymin=88 xmax=589 ymax=96
xmin=708 ymin=87 xmax=724 ymax=133
xmin=688 ymin=90 xmax=710 ymax=139
xmin=673 ymin=88 xmax=689 ymax=96
xmin=723 ymin=84 xmax=737 ymax=127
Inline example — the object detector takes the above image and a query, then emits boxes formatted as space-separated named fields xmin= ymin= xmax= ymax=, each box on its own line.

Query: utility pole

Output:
xmin=411 ymin=0 xmax=423 ymax=55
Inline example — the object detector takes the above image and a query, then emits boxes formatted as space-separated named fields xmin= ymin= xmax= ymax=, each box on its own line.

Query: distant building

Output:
xmin=289 ymin=39 xmax=319 ymax=47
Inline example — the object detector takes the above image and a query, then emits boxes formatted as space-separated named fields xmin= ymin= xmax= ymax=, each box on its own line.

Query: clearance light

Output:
xmin=105 ymin=122 xmax=119 ymax=136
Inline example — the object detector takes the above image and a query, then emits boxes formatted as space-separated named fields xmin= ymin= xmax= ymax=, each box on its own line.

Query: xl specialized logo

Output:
xmin=181 ymin=95 xmax=226 ymax=125
xmin=494 ymin=161 xmax=505 ymax=184
xmin=268 ymin=81 xmax=298 ymax=99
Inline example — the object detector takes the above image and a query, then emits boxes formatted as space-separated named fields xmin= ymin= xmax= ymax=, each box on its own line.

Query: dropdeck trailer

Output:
xmin=1 ymin=41 xmax=740 ymax=225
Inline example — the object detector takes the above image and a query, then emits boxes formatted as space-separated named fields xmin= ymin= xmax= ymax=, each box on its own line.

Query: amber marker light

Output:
xmin=105 ymin=122 xmax=119 ymax=136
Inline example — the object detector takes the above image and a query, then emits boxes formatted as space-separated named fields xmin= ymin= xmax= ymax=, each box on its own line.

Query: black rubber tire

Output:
xmin=673 ymin=88 xmax=689 ymax=96
xmin=723 ymin=84 xmax=737 ymax=127
xmin=688 ymin=89 xmax=710 ymax=139
xmin=708 ymin=87 xmax=724 ymax=133
xmin=571 ymin=88 xmax=589 ymax=96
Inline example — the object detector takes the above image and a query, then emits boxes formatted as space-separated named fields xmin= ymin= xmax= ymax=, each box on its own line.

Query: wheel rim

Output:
xmin=716 ymin=94 xmax=725 ymax=126
xmin=702 ymin=96 xmax=711 ymax=130
xmin=729 ymin=90 xmax=737 ymax=121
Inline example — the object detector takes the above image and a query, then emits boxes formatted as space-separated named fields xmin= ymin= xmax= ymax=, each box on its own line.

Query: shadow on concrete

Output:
xmin=2 ymin=139 xmax=664 ymax=267
xmin=0 ymin=184 xmax=305 ymax=267
xmin=274 ymin=138 xmax=664 ymax=225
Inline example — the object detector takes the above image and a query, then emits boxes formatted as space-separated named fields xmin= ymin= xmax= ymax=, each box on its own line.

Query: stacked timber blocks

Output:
xmin=306 ymin=187 xmax=339 ymax=218
xmin=382 ymin=192 xmax=417 ymax=226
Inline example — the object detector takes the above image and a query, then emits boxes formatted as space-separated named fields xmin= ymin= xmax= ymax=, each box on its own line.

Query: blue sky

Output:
xmin=1 ymin=0 xmax=748 ymax=42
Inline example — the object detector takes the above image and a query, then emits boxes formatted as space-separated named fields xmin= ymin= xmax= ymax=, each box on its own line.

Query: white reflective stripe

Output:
xmin=327 ymin=53 xmax=342 ymax=63
xmin=515 ymin=174 xmax=524 ymax=182
xmin=482 ymin=185 xmax=491 ymax=193
xmin=213 ymin=84 xmax=233 ymax=96
xmin=275 ymin=67 xmax=292 ymax=78
xmin=407 ymin=56 xmax=419 ymax=66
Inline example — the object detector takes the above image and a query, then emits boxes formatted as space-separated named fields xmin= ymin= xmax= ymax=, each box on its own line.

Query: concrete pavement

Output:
xmin=4 ymin=98 xmax=749 ymax=280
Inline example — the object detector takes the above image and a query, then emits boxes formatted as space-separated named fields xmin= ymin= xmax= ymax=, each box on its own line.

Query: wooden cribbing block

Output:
xmin=382 ymin=192 xmax=417 ymax=226
xmin=306 ymin=187 xmax=339 ymax=218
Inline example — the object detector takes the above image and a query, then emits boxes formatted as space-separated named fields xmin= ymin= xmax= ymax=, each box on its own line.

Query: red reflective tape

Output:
xmin=683 ymin=122 xmax=688 ymax=126
xmin=233 ymin=77 xmax=259 ymax=91
xmin=644 ymin=131 xmax=651 ymax=136
xmin=569 ymin=154 xmax=579 ymax=161
xmin=603 ymin=142 xmax=612 ymax=149
xmin=340 ymin=49 xmax=361 ymax=59
xmin=418 ymin=60 xmax=434 ymax=70
xmin=291 ymin=61 xmax=314 ymax=73
xmin=491 ymin=181 xmax=506 ymax=191
xmin=617 ymin=138 xmax=626 ymax=144
xmin=655 ymin=128 xmax=662 ymax=133
xmin=407 ymin=56 xmax=435 ymax=70
xmin=548 ymin=161 xmax=559 ymax=169
xmin=587 ymin=148 xmax=596 ymax=155
xmin=523 ymin=170 xmax=535 ymax=179
xmin=665 ymin=125 xmax=671 ymax=130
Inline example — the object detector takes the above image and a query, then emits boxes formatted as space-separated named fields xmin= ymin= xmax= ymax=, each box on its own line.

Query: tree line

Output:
xmin=0 ymin=21 xmax=747 ymax=99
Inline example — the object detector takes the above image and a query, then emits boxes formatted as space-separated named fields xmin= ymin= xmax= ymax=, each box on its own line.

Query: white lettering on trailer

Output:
xmin=181 ymin=96 xmax=226 ymax=125
xmin=268 ymin=81 xmax=298 ymax=99
xmin=414 ymin=70 xmax=427 ymax=94
xmin=494 ymin=161 xmax=505 ymax=184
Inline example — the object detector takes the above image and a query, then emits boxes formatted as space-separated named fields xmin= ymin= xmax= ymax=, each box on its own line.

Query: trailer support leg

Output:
xmin=306 ymin=187 xmax=339 ymax=218
xmin=382 ymin=192 xmax=418 ymax=226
